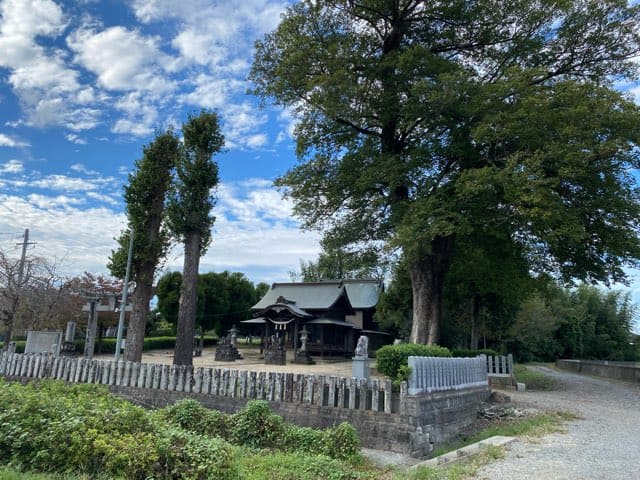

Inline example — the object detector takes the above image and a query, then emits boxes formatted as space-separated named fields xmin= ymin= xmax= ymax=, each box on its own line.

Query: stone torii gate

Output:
xmin=81 ymin=295 xmax=132 ymax=359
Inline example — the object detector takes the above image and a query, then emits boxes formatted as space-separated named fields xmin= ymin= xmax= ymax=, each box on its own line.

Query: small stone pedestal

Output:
xmin=264 ymin=346 xmax=286 ymax=365
xmin=214 ymin=326 xmax=243 ymax=361
xmin=352 ymin=357 xmax=370 ymax=379
xmin=214 ymin=343 xmax=242 ymax=361
xmin=293 ymin=349 xmax=315 ymax=365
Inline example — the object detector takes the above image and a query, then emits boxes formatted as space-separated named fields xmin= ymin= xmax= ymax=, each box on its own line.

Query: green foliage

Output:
xmin=156 ymin=270 xmax=265 ymax=334
xmin=513 ymin=365 xmax=557 ymax=391
xmin=155 ymin=428 xmax=238 ymax=480
xmin=374 ymin=259 xmax=412 ymax=339
xmin=156 ymin=399 xmax=230 ymax=440
xmin=252 ymin=0 xmax=640 ymax=346
xmin=505 ymin=285 xmax=639 ymax=362
xmin=0 ymin=382 xmax=367 ymax=480
xmin=451 ymin=348 xmax=501 ymax=358
xmin=237 ymin=451 xmax=366 ymax=480
xmin=321 ymin=423 xmax=360 ymax=462
xmin=230 ymin=400 xmax=285 ymax=449
xmin=376 ymin=344 xmax=451 ymax=380
xmin=166 ymin=110 xmax=224 ymax=246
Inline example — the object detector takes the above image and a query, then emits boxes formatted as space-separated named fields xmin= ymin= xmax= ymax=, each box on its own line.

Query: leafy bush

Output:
xmin=451 ymin=348 xmax=501 ymax=358
xmin=375 ymin=343 xmax=451 ymax=380
xmin=237 ymin=451 xmax=365 ymax=480
xmin=320 ymin=422 xmax=360 ymax=461
xmin=230 ymin=400 xmax=285 ymax=449
xmin=282 ymin=422 xmax=359 ymax=461
xmin=156 ymin=428 xmax=238 ymax=480
xmin=156 ymin=399 xmax=230 ymax=439
xmin=282 ymin=424 xmax=324 ymax=455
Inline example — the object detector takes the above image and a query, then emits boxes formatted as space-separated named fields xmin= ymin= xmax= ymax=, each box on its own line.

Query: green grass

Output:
xmin=513 ymin=364 xmax=558 ymax=390
xmin=429 ymin=409 xmax=574 ymax=459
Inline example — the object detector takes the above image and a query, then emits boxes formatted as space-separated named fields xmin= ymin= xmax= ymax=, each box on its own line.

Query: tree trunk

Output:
xmin=470 ymin=295 xmax=480 ymax=350
xmin=125 ymin=274 xmax=153 ymax=362
xmin=2 ymin=324 xmax=12 ymax=351
xmin=408 ymin=235 xmax=455 ymax=345
xmin=174 ymin=232 xmax=202 ymax=366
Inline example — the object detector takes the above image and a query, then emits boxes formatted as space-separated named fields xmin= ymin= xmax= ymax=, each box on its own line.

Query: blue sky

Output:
xmin=0 ymin=0 xmax=320 ymax=284
xmin=1 ymin=0 xmax=640 ymax=329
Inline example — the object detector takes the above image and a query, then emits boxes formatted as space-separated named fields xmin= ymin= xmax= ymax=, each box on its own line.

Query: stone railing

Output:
xmin=407 ymin=356 xmax=488 ymax=395
xmin=485 ymin=354 xmax=514 ymax=377
xmin=0 ymin=352 xmax=394 ymax=413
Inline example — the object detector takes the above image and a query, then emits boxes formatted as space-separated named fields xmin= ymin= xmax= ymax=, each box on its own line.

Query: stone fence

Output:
xmin=485 ymin=354 xmax=514 ymax=377
xmin=0 ymin=352 xmax=490 ymax=458
xmin=557 ymin=359 xmax=640 ymax=383
xmin=408 ymin=356 xmax=488 ymax=395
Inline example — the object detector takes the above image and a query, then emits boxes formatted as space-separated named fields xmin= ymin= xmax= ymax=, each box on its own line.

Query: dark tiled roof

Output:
xmin=251 ymin=279 xmax=381 ymax=311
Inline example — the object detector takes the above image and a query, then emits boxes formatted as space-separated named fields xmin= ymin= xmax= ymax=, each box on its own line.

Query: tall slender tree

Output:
xmin=251 ymin=0 xmax=640 ymax=344
xmin=168 ymin=111 xmax=224 ymax=366
xmin=108 ymin=130 xmax=180 ymax=361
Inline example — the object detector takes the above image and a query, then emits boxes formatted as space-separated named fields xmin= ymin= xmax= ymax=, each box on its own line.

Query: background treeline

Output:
xmin=376 ymin=260 xmax=639 ymax=362
xmin=154 ymin=271 xmax=269 ymax=336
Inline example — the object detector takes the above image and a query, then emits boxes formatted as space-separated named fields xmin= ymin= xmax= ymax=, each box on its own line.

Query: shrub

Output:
xmin=156 ymin=428 xmax=238 ymax=480
xmin=375 ymin=343 xmax=451 ymax=380
xmin=230 ymin=400 xmax=285 ymax=449
xmin=282 ymin=424 xmax=324 ymax=455
xmin=320 ymin=422 xmax=360 ymax=461
xmin=237 ymin=452 xmax=363 ymax=480
xmin=156 ymin=399 xmax=230 ymax=439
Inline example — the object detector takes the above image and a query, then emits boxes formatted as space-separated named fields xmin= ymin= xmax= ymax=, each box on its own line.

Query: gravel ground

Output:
xmin=474 ymin=366 xmax=640 ymax=480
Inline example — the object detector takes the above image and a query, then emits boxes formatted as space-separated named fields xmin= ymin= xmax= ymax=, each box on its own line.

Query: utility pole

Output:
xmin=115 ymin=230 xmax=134 ymax=362
xmin=2 ymin=229 xmax=36 ymax=350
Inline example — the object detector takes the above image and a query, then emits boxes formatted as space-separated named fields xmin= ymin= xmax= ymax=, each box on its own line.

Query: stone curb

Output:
xmin=408 ymin=435 xmax=518 ymax=470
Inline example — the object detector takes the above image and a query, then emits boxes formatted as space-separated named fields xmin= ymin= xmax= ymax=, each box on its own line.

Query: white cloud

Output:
xmin=0 ymin=178 xmax=319 ymax=283
xmin=68 ymin=25 xmax=175 ymax=94
xmin=27 ymin=193 xmax=85 ymax=209
xmin=29 ymin=174 xmax=116 ymax=193
xmin=70 ymin=163 xmax=97 ymax=175
xmin=0 ymin=0 xmax=103 ymax=131
xmin=0 ymin=133 xmax=29 ymax=147
xmin=66 ymin=134 xmax=87 ymax=145
xmin=246 ymin=133 xmax=268 ymax=149
xmin=0 ymin=193 xmax=127 ymax=275
xmin=0 ymin=159 xmax=24 ymax=173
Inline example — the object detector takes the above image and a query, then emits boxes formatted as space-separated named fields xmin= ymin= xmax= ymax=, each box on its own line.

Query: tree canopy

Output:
xmin=108 ymin=130 xmax=180 ymax=361
xmin=251 ymin=0 xmax=640 ymax=344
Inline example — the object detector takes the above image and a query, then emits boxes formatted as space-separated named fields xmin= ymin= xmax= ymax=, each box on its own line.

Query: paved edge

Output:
xmin=408 ymin=435 xmax=518 ymax=470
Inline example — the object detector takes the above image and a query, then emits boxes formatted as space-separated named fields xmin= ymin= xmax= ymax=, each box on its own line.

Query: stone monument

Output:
xmin=292 ymin=326 xmax=315 ymax=364
xmin=214 ymin=325 xmax=243 ymax=361
xmin=264 ymin=333 xmax=286 ymax=365
xmin=352 ymin=335 xmax=370 ymax=379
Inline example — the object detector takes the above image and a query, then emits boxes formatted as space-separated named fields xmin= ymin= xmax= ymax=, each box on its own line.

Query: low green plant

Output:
xmin=513 ymin=364 xmax=557 ymax=390
xmin=236 ymin=451 xmax=370 ymax=480
xmin=376 ymin=344 xmax=451 ymax=381
xmin=156 ymin=399 xmax=230 ymax=439
xmin=155 ymin=428 xmax=238 ymax=480
xmin=230 ymin=400 xmax=285 ymax=449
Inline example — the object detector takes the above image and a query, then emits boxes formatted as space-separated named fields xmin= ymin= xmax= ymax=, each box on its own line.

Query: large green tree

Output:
xmin=251 ymin=0 xmax=640 ymax=344
xmin=167 ymin=111 xmax=225 ymax=366
xmin=108 ymin=130 xmax=180 ymax=361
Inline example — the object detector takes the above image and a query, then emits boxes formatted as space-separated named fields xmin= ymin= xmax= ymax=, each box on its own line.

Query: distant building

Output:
xmin=246 ymin=279 xmax=389 ymax=357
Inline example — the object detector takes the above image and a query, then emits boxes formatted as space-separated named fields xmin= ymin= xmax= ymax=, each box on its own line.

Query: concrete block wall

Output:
xmin=557 ymin=359 xmax=640 ymax=383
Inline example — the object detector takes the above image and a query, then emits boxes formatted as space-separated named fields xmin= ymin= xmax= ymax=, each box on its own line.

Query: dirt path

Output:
xmin=475 ymin=366 xmax=640 ymax=480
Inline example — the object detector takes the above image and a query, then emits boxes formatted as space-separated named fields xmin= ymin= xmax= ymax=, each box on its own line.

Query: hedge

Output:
xmin=375 ymin=343 xmax=451 ymax=380
xmin=0 ymin=336 xmax=218 ymax=355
